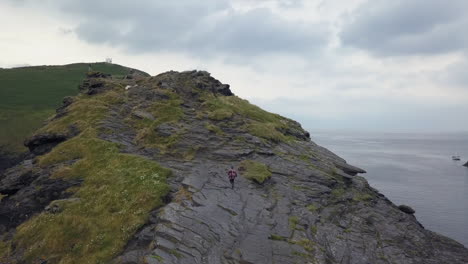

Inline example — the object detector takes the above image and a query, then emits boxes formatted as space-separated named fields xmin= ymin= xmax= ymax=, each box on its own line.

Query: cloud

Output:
xmin=52 ymin=0 xmax=329 ymax=58
xmin=340 ymin=0 xmax=468 ymax=56
xmin=2 ymin=0 xmax=468 ymax=132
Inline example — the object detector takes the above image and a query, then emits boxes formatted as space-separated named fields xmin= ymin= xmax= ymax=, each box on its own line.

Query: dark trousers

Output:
xmin=229 ymin=179 xmax=234 ymax=189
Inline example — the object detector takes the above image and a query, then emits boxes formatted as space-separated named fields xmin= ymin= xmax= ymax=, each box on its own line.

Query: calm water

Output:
xmin=311 ymin=131 xmax=468 ymax=247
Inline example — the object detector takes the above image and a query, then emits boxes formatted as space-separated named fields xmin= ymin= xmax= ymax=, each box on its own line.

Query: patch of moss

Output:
xmin=353 ymin=193 xmax=373 ymax=202
xmin=38 ymin=90 xmax=125 ymax=135
xmin=299 ymin=154 xmax=310 ymax=162
xmin=239 ymin=160 xmax=272 ymax=184
xmin=207 ymin=108 xmax=233 ymax=120
xmin=269 ymin=234 xmax=288 ymax=241
xmin=290 ymin=239 xmax=317 ymax=262
xmin=331 ymin=188 xmax=345 ymax=198
xmin=174 ymin=187 xmax=193 ymax=204
xmin=233 ymin=135 xmax=246 ymax=143
xmin=169 ymin=249 xmax=183 ymax=258
xmin=0 ymin=240 xmax=12 ymax=259
xmin=147 ymin=90 xmax=184 ymax=124
xmin=201 ymin=94 xmax=298 ymax=142
xmin=0 ymin=193 xmax=7 ymax=202
xmin=182 ymin=145 xmax=200 ymax=161
xmin=289 ymin=216 xmax=299 ymax=230
xmin=310 ymin=225 xmax=318 ymax=235
xmin=205 ymin=123 xmax=224 ymax=135
xmin=150 ymin=254 xmax=164 ymax=262
xmin=133 ymin=89 xmax=185 ymax=152
xmin=292 ymin=251 xmax=310 ymax=258
xmin=245 ymin=121 xmax=287 ymax=142
xmin=292 ymin=239 xmax=315 ymax=253
xmin=307 ymin=203 xmax=319 ymax=212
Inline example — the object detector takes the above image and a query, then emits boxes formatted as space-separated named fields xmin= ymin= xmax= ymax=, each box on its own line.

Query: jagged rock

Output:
xmin=334 ymin=161 xmax=367 ymax=175
xmin=156 ymin=123 xmax=177 ymax=137
xmin=278 ymin=120 xmax=310 ymax=140
xmin=0 ymin=147 xmax=25 ymax=173
xmin=78 ymin=72 xmax=112 ymax=95
xmin=55 ymin=96 xmax=75 ymax=118
xmin=45 ymin=198 xmax=80 ymax=214
xmin=0 ymin=162 xmax=81 ymax=232
xmin=132 ymin=110 xmax=155 ymax=121
xmin=398 ymin=204 xmax=416 ymax=214
xmin=154 ymin=70 xmax=234 ymax=97
xmin=24 ymin=133 xmax=67 ymax=155
xmin=2 ymin=69 xmax=468 ymax=264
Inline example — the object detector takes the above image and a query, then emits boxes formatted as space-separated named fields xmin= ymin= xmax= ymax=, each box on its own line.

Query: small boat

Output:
xmin=452 ymin=156 xmax=461 ymax=161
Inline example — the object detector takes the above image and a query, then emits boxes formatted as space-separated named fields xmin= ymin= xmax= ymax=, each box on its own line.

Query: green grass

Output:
xmin=133 ymin=89 xmax=185 ymax=153
xmin=289 ymin=216 xmax=300 ymax=230
xmin=0 ymin=85 xmax=171 ymax=263
xmin=269 ymin=234 xmax=288 ymax=241
xmin=0 ymin=63 xmax=146 ymax=152
xmin=37 ymin=90 xmax=125 ymax=135
xmin=331 ymin=188 xmax=345 ymax=198
xmin=201 ymin=94 xmax=297 ymax=142
xmin=353 ymin=193 xmax=373 ymax=202
xmin=207 ymin=108 xmax=233 ymax=121
xmin=310 ymin=225 xmax=318 ymax=235
xmin=245 ymin=121 xmax=288 ymax=142
xmin=205 ymin=122 xmax=224 ymax=135
xmin=239 ymin=160 xmax=272 ymax=184
xmin=307 ymin=203 xmax=319 ymax=212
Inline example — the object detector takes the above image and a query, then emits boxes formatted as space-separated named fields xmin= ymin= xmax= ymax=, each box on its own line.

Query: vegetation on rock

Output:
xmin=0 ymin=86 xmax=170 ymax=263
xmin=239 ymin=160 xmax=272 ymax=184
xmin=0 ymin=63 xmax=143 ymax=153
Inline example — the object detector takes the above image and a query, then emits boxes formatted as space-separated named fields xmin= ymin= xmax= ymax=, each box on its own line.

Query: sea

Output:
xmin=311 ymin=131 xmax=468 ymax=247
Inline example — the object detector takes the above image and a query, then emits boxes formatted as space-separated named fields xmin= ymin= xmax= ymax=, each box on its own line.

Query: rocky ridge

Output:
xmin=0 ymin=70 xmax=467 ymax=264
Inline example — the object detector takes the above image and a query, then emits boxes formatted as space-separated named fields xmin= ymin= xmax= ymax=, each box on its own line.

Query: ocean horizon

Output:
xmin=311 ymin=130 xmax=468 ymax=247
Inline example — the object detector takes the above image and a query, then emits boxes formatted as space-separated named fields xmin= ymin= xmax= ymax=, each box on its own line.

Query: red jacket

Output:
xmin=228 ymin=169 xmax=237 ymax=180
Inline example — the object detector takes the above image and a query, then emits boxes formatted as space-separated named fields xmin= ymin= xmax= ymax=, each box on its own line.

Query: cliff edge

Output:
xmin=0 ymin=70 xmax=467 ymax=264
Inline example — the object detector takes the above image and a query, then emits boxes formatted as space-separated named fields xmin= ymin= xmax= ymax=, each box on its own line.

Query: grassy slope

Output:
xmin=0 ymin=63 xmax=144 ymax=152
xmin=0 ymin=81 xmax=171 ymax=263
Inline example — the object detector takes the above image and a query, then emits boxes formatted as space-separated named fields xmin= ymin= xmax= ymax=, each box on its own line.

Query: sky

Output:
xmin=1 ymin=0 xmax=468 ymax=132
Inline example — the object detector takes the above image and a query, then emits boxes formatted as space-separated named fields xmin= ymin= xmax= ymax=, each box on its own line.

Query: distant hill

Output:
xmin=0 ymin=63 xmax=148 ymax=153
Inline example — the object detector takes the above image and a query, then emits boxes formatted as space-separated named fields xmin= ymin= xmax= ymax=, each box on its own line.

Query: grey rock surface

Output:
xmin=23 ymin=133 xmax=68 ymax=155
xmin=0 ymin=160 xmax=81 ymax=233
xmin=107 ymin=71 xmax=466 ymax=264
xmin=132 ymin=110 xmax=156 ymax=121
xmin=398 ymin=204 xmax=416 ymax=214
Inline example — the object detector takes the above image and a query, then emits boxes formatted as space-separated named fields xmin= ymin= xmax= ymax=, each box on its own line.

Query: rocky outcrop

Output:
xmin=463 ymin=161 xmax=468 ymax=167
xmin=398 ymin=204 xmax=416 ymax=214
xmin=55 ymin=96 xmax=75 ymax=118
xmin=0 ymin=148 xmax=24 ymax=174
xmin=78 ymin=71 xmax=113 ymax=95
xmin=24 ymin=133 xmax=68 ymax=155
xmin=1 ymin=70 xmax=467 ymax=264
xmin=132 ymin=110 xmax=155 ymax=121
xmin=0 ymin=159 xmax=81 ymax=234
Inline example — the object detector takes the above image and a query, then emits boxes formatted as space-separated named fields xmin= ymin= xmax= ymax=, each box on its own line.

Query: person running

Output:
xmin=227 ymin=166 xmax=237 ymax=189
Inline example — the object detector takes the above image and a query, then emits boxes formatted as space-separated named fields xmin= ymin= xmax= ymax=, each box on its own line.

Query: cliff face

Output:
xmin=1 ymin=70 xmax=467 ymax=264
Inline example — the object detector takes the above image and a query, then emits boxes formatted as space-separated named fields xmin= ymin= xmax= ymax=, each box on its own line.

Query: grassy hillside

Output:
xmin=0 ymin=63 xmax=147 ymax=152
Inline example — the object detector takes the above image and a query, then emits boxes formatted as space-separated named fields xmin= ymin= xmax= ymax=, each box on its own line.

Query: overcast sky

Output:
xmin=1 ymin=0 xmax=468 ymax=132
